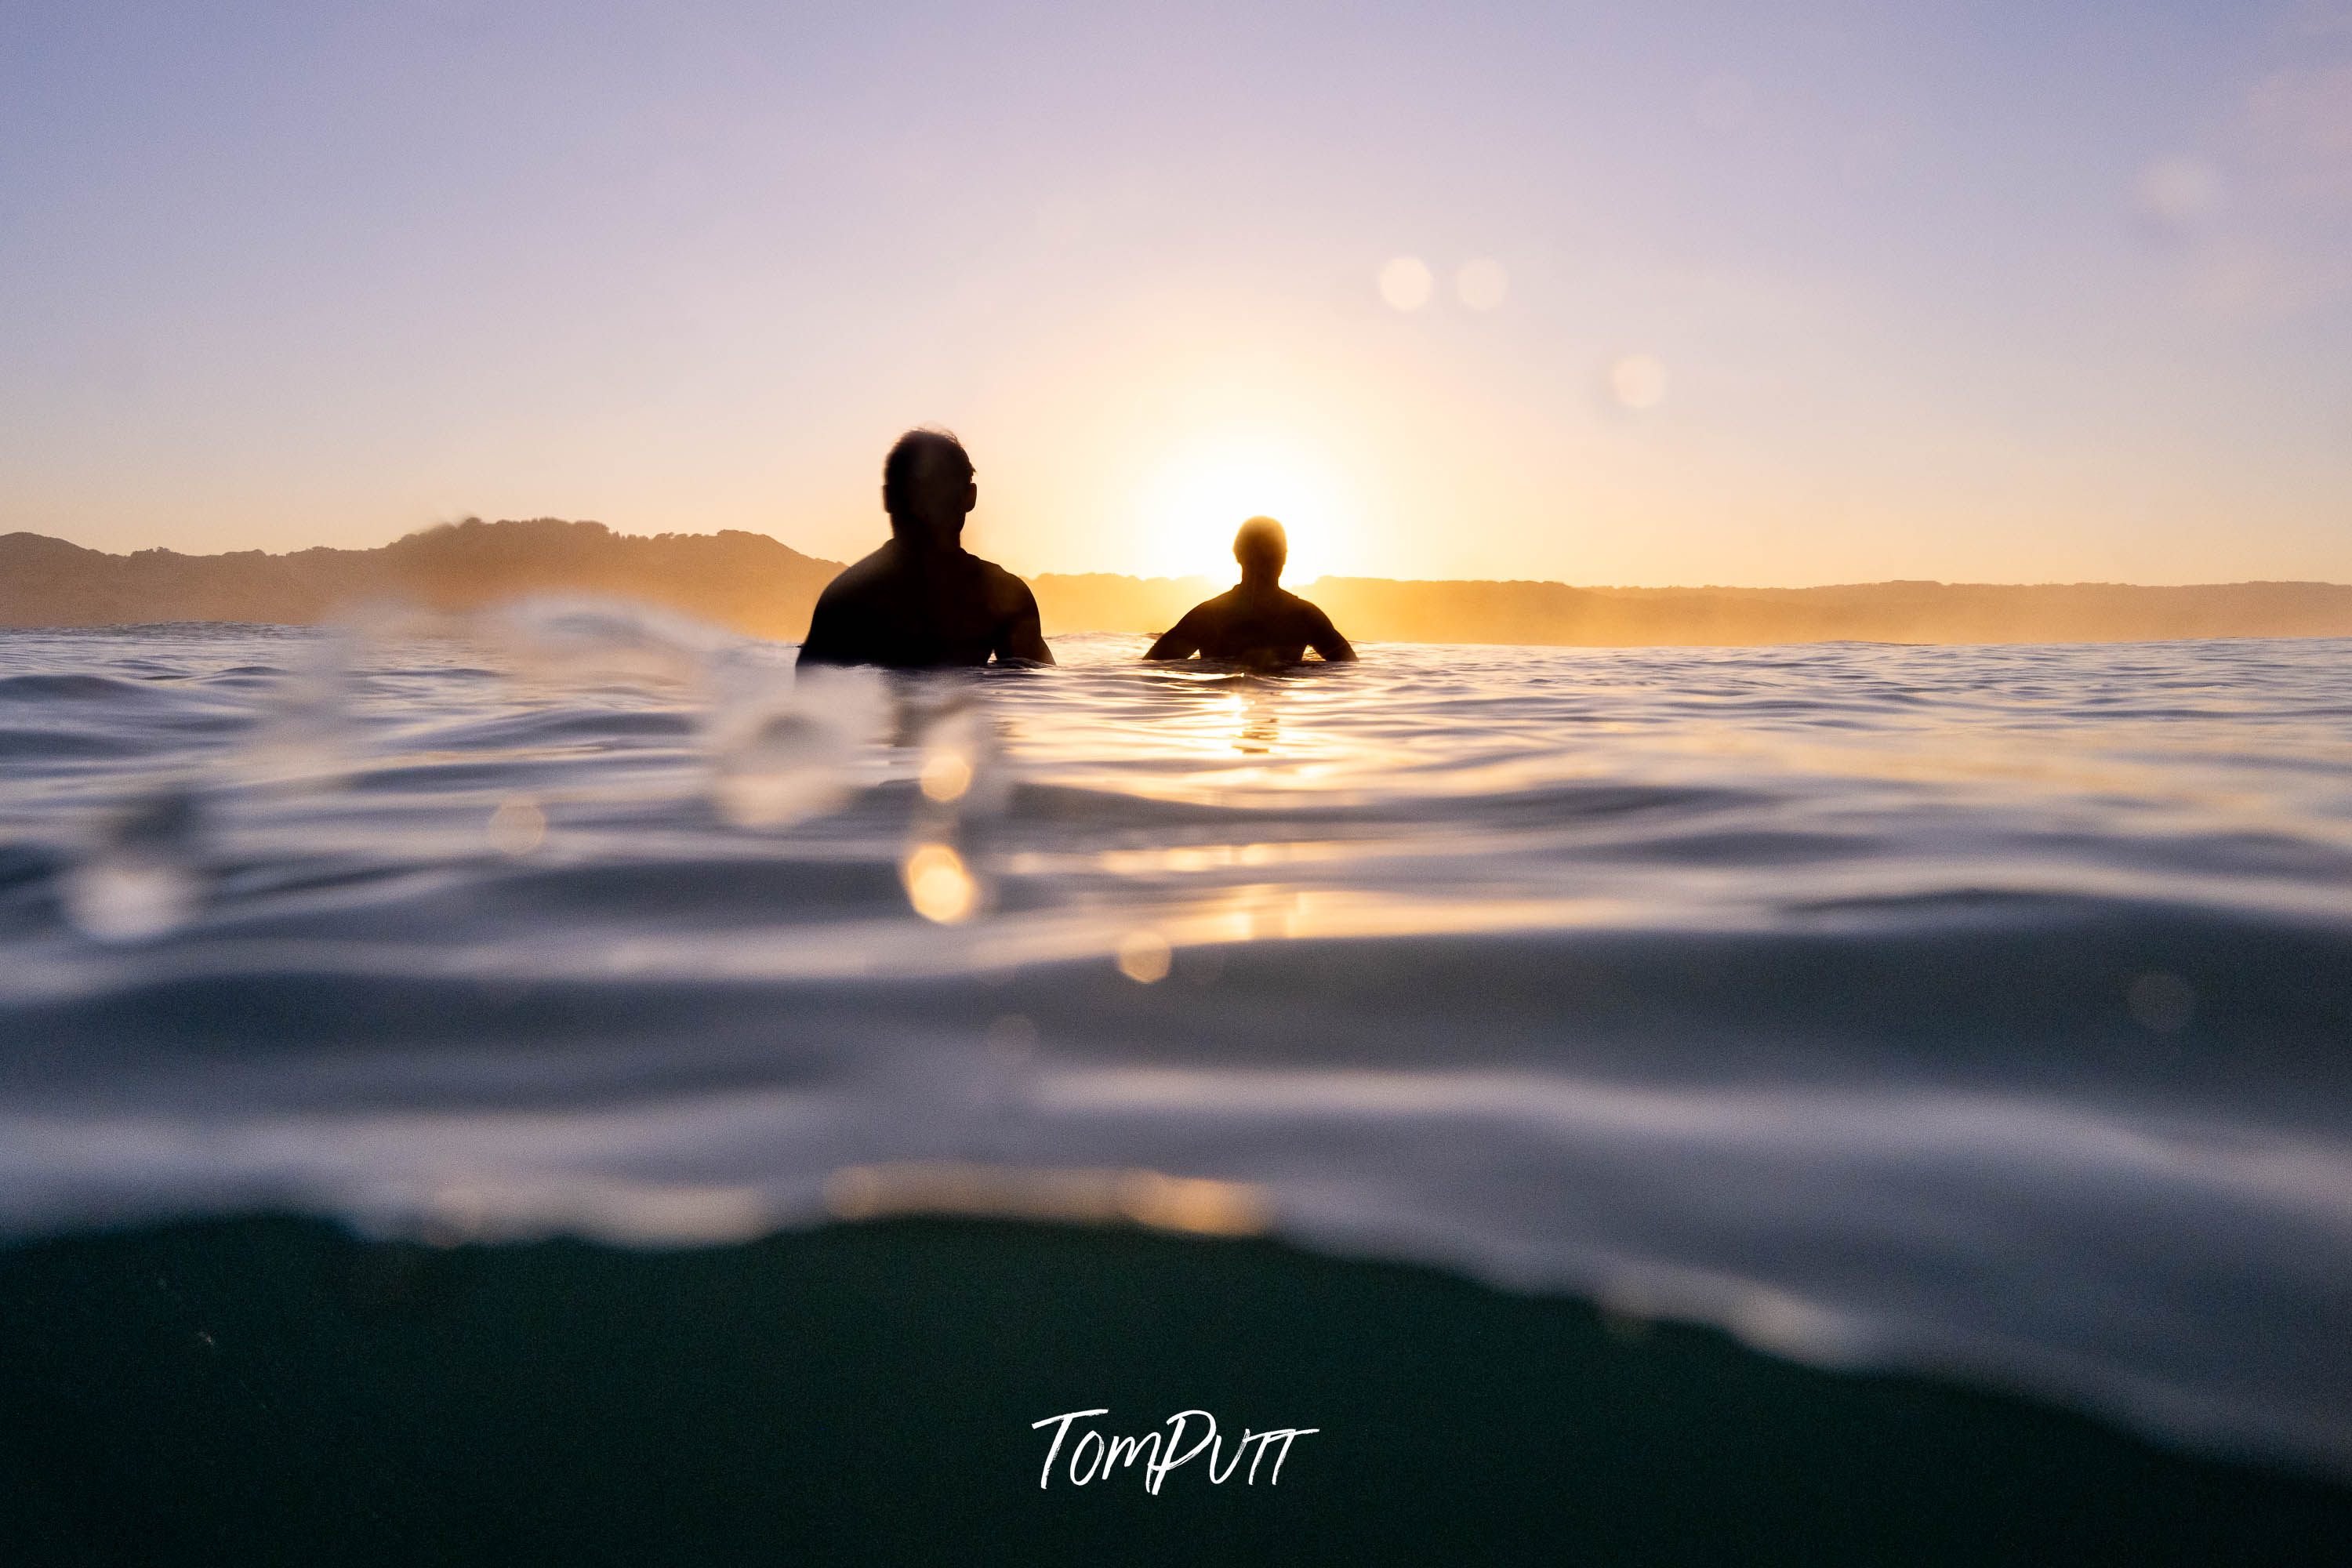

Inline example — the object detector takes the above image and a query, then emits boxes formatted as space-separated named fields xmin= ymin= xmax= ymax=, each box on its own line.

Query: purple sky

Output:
xmin=5 ymin=1 xmax=2349 ymax=585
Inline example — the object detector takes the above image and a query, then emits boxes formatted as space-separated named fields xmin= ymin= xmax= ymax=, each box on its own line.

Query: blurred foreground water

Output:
xmin=2 ymin=610 xmax=2350 ymax=1490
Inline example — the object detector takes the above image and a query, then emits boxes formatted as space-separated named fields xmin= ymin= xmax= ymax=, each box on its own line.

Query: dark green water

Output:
xmin=3 ymin=1214 xmax=2347 ymax=1566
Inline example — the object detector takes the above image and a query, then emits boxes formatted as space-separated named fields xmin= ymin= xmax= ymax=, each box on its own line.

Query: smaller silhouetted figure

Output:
xmin=797 ymin=430 xmax=1053 ymax=670
xmin=1144 ymin=517 xmax=1357 ymax=668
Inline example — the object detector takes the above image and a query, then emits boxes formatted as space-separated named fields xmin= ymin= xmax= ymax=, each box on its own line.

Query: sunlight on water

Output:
xmin=822 ymin=1162 xmax=1267 ymax=1236
xmin=1116 ymin=927 xmax=1173 ymax=983
xmin=902 ymin=841 xmax=978 ymax=924
xmin=920 ymin=750 xmax=973 ymax=802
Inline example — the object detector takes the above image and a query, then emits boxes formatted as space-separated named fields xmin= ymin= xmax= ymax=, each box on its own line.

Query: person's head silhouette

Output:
xmin=881 ymin=429 xmax=977 ymax=550
xmin=1235 ymin=515 xmax=1287 ymax=586
xmin=797 ymin=427 xmax=1053 ymax=669
xmin=1142 ymin=512 xmax=1354 ymax=664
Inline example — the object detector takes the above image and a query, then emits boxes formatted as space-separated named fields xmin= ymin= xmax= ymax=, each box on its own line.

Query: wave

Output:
xmin=2 ymin=610 xmax=2351 ymax=1481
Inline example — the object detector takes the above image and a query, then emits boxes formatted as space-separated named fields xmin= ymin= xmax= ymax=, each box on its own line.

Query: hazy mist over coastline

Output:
xmin=7 ymin=521 xmax=2350 ymax=648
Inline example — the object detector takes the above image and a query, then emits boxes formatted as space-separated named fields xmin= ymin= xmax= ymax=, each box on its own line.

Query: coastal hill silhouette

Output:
xmin=6 ymin=520 xmax=2352 ymax=646
xmin=0 ymin=520 xmax=840 ymax=640
xmin=1031 ymin=572 xmax=2352 ymax=644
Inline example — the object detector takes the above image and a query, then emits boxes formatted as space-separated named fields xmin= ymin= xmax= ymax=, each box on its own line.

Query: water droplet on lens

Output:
xmin=240 ymin=628 xmax=358 ymax=787
xmin=709 ymin=706 xmax=855 ymax=829
xmin=487 ymin=795 xmax=546 ymax=855
xmin=62 ymin=855 xmax=200 ymax=942
xmin=64 ymin=789 xmax=206 ymax=942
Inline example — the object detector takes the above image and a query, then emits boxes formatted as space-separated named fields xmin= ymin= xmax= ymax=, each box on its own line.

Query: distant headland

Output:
xmin=0 ymin=520 xmax=839 ymax=642
xmin=6 ymin=520 xmax=2351 ymax=648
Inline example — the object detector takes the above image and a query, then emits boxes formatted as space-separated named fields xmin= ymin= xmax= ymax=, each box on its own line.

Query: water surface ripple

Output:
xmin=3 ymin=616 xmax=2350 ymax=1478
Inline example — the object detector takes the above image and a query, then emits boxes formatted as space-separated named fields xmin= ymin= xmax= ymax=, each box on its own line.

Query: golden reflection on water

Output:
xmin=918 ymin=750 xmax=973 ymax=802
xmin=1038 ymin=642 xmax=2352 ymax=855
xmin=299 ymin=637 xmax=2352 ymax=962
xmin=1116 ymin=927 xmax=1173 ymax=982
xmin=885 ymin=639 xmax=2352 ymax=971
xmin=1232 ymin=691 xmax=1279 ymax=753
xmin=822 ymin=1162 xmax=1268 ymax=1236
xmin=902 ymin=841 xmax=977 ymax=924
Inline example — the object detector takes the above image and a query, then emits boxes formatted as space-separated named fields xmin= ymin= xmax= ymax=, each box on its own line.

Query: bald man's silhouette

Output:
xmin=797 ymin=430 xmax=1053 ymax=670
xmin=1144 ymin=517 xmax=1357 ymax=668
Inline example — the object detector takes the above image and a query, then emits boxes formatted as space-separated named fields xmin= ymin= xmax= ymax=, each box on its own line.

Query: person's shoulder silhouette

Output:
xmin=797 ymin=430 xmax=1053 ymax=670
xmin=1143 ymin=517 xmax=1356 ymax=669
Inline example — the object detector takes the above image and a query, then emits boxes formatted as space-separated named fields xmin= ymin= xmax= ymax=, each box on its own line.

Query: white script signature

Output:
xmin=1030 ymin=1409 xmax=1319 ymax=1493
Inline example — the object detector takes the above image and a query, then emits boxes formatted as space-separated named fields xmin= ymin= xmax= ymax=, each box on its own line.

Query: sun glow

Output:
xmin=1131 ymin=433 xmax=1351 ymax=585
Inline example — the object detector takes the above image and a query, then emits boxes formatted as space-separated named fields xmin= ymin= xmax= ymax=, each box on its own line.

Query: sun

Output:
xmin=1132 ymin=433 xmax=1348 ymax=583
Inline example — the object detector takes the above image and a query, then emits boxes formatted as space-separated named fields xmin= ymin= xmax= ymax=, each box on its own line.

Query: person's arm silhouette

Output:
xmin=994 ymin=575 xmax=1052 ymax=664
xmin=1142 ymin=608 xmax=1206 ymax=662
xmin=1303 ymin=604 xmax=1356 ymax=662
xmin=795 ymin=577 xmax=869 ymax=666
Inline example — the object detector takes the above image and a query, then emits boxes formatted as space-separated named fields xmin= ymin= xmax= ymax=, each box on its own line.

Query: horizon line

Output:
xmin=6 ymin=526 xmax=2346 ymax=597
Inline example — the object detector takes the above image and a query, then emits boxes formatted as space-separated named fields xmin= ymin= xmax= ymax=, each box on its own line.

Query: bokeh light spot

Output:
xmin=1607 ymin=354 xmax=1669 ymax=412
xmin=1378 ymin=256 xmax=1434 ymax=310
xmin=902 ymin=842 xmax=976 ymax=924
xmin=61 ymin=856 xmax=198 ymax=942
xmin=920 ymin=750 xmax=973 ymax=802
xmin=1457 ymin=258 xmax=1509 ymax=311
xmin=2132 ymin=156 xmax=2222 ymax=230
xmin=487 ymin=795 xmax=546 ymax=855
xmin=1116 ymin=927 xmax=1173 ymax=983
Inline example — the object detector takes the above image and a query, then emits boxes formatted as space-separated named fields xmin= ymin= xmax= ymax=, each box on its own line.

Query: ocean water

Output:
xmin=3 ymin=608 xmax=2350 ymax=1484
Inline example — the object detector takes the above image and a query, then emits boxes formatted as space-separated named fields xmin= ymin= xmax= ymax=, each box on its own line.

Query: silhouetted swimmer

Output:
xmin=1143 ymin=517 xmax=1356 ymax=668
xmin=797 ymin=430 xmax=1054 ymax=670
